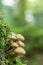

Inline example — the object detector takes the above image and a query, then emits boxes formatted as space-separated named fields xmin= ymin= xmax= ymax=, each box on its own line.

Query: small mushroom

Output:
xmin=8 ymin=33 xmax=17 ymax=40
xmin=11 ymin=34 xmax=16 ymax=40
xmin=17 ymin=41 xmax=25 ymax=47
xmin=8 ymin=48 xmax=14 ymax=53
xmin=8 ymin=49 xmax=15 ymax=56
xmin=14 ymin=47 xmax=26 ymax=55
xmin=8 ymin=48 xmax=18 ymax=57
xmin=16 ymin=34 xmax=25 ymax=40
xmin=8 ymin=42 xmax=18 ymax=51
xmin=11 ymin=42 xmax=18 ymax=48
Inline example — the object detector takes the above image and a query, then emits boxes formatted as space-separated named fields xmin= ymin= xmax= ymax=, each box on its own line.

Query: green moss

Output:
xmin=0 ymin=16 xmax=25 ymax=65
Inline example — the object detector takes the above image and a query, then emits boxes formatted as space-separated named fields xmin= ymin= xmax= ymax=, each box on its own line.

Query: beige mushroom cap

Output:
xmin=17 ymin=41 xmax=25 ymax=47
xmin=11 ymin=33 xmax=16 ymax=39
xmin=14 ymin=47 xmax=26 ymax=55
xmin=16 ymin=34 xmax=25 ymax=40
xmin=11 ymin=42 xmax=18 ymax=48
xmin=8 ymin=33 xmax=17 ymax=40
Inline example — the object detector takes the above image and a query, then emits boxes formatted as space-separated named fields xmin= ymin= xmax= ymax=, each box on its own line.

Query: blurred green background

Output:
xmin=0 ymin=0 xmax=43 ymax=65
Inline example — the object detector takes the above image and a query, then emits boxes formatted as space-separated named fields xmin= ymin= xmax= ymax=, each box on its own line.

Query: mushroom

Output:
xmin=16 ymin=34 xmax=25 ymax=40
xmin=7 ymin=42 xmax=18 ymax=51
xmin=8 ymin=48 xmax=18 ymax=57
xmin=14 ymin=47 xmax=26 ymax=55
xmin=17 ymin=41 xmax=25 ymax=47
xmin=11 ymin=33 xmax=16 ymax=40
xmin=8 ymin=33 xmax=17 ymax=40
xmin=8 ymin=48 xmax=14 ymax=53
xmin=11 ymin=42 xmax=18 ymax=48
xmin=8 ymin=48 xmax=15 ymax=56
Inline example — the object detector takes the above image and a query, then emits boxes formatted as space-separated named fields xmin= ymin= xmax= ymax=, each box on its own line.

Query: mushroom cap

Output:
xmin=11 ymin=42 xmax=18 ymax=48
xmin=11 ymin=33 xmax=16 ymax=39
xmin=16 ymin=34 xmax=25 ymax=40
xmin=14 ymin=47 xmax=26 ymax=55
xmin=17 ymin=41 xmax=25 ymax=47
xmin=8 ymin=33 xmax=17 ymax=40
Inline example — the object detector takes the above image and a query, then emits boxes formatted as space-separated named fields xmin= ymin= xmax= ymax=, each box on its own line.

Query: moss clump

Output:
xmin=0 ymin=16 xmax=26 ymax=65
xmin=0 ymin=15 xmax=11 ymax=65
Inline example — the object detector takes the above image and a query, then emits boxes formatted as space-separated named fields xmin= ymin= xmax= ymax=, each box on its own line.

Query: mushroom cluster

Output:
xmin=7 ymin=32 xmax=26 ymax=57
